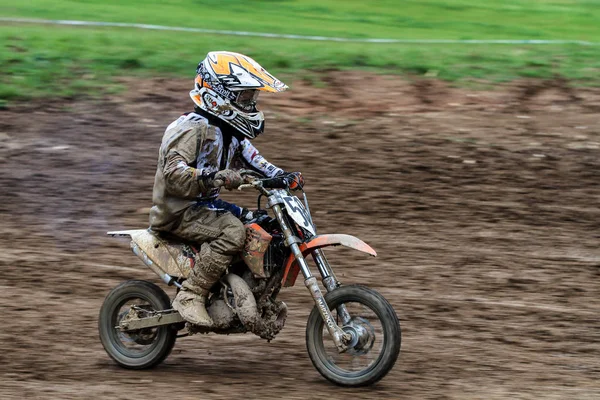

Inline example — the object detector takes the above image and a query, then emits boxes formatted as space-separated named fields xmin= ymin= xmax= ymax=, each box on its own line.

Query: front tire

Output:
xmin=306 ymin=285 xmax=401 ymax=386
xmin=98 ymin=280 xmax=177 ymax=369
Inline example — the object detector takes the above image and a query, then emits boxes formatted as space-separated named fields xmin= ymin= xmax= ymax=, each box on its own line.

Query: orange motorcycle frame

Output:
xmin=281 ymin=234 xmax=377 ymax=287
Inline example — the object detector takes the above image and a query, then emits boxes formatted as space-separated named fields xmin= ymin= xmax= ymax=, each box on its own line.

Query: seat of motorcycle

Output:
xmin=116 ymin=229 xmax=194 ymax=278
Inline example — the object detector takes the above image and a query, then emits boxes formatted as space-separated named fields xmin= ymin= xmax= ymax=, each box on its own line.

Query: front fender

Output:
xmin=282 ymin=234 xmax=377 ymax=287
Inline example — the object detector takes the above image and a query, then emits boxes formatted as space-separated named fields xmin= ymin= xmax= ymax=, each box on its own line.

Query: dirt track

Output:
xmin=1 ymin=73 xmax=599 ymax=399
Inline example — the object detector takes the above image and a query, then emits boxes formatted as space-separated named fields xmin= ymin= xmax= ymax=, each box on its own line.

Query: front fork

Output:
xmin=311 ymin=249 xmax=352 ymax=326
xmin=272 ymin=204 xmax=351 ymax=352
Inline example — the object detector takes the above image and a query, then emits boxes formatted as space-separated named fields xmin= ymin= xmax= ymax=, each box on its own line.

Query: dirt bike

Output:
xmin=99 ymin=172 xmax=401 ymax=386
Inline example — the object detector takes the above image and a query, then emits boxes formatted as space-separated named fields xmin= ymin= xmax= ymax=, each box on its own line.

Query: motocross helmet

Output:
xmin=190 ymin=51 xmax=288 ymax=139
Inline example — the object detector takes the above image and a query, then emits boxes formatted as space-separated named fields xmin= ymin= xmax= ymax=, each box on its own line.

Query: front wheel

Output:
xmin=98 ymin=280 xmax=177 ymax=369
xmin=306 ymin=285 xmax=401 ymax=386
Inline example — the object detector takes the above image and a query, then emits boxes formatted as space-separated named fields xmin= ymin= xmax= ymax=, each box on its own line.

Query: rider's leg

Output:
xmin=169 ymin=206 xmax=246 ymax=326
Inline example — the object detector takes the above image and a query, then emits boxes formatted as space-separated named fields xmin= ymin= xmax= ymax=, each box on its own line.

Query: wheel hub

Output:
xmin=342 ymin=325 xmax=361 ymax=348
xmin=344 ymin=317 xmax=376 ymax=355
xmin=117 ymin=307 xmax=158 ymax=345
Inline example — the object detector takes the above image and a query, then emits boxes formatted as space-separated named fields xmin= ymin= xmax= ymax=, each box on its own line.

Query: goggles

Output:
xmin=234 ymin=90 xmax=259 ymax=110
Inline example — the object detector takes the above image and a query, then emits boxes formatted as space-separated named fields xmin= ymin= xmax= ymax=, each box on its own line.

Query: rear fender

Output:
xmin=281 ymin=234 xmax=377 ymax=287
xmin=107 ymin=229 xmax=195 ymax=279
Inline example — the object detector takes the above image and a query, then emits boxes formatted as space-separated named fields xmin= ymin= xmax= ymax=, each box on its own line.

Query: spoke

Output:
xmin=115 ymin=298 xmax=160 ymax=353
xmin=351 ymin=355 xmax=363 ymax=371
xmin=318 ymin=300 xmax=384 ymax=374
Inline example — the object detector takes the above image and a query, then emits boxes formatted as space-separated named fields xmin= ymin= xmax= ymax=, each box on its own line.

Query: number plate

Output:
xmin=282 ymin=195 xmax=316 ymax=235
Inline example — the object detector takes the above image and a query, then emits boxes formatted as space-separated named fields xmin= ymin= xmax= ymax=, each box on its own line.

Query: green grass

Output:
xmin=2 ymin=0 xmax=600 ymax=101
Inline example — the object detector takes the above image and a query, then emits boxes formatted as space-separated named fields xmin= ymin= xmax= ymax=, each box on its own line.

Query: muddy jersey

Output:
xmin=149 ymin=112 xmax=282 ymax=229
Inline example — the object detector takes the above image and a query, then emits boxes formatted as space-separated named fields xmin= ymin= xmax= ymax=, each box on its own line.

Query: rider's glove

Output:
xmin=210 ymin=169 xmax=243 ymax=190
xmin=262 ymin=175 xmax=288 ymax=189
xmin=285 ymin=172 xmax=304 ymax=190
xmin=261 ymin=171 xmax=304 ymax=190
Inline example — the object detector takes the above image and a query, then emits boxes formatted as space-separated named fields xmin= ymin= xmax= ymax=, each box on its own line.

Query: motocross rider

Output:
xmin=149 ymin=51 xmax=302 ymax=327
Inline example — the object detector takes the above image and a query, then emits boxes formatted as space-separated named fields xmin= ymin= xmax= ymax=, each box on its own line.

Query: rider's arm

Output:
xmin=161 ymin=127 xmax=212 ymax=198
xmin=239 ymin=138 xmax=283 ymax=178
xmin=162 ymin=152 xmax=211 ymax=199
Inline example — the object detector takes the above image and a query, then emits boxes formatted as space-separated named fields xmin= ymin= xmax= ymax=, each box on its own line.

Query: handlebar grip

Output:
xmin=262 ymin=177 xmax=288 ymax=189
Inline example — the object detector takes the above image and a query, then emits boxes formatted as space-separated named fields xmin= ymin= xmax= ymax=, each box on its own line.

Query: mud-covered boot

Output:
xmin=172 ymin=284 xmax=213 ymax=326
xmin=172 ymin=244 xmax=232 ymax=327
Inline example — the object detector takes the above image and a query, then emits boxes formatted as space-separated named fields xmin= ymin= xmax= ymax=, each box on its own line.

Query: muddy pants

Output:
xmin=170 ymin=205 xmax=246 ymax=291
xmin=171 ymin=205 xmax=246 ymax=255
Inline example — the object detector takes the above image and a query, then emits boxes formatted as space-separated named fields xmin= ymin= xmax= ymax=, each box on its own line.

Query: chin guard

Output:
xmin=242 ymin=223 xmax=273 ymax=278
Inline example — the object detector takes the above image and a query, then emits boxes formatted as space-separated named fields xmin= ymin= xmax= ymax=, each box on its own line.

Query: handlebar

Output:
xmin=237 ymin=177 xmax=273 ymax=196
xmin=212 ymin=169 xmax=266 ymax=191
xmin=215 ymin=169 xmax=301 ymax=194
xmin=237 ymin=180 xmax=261 ymax=191
xmin=237 ymin=177 xmax=291 ymax=195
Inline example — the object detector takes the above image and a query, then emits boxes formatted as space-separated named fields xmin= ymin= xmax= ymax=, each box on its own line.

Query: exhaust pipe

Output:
xmin=206 ymin=274 xmax=258 ymax=330
xmin=208 ymin=273 xmax=287 ymax=339
xmin=225 ymin=273 xmax=260 ymax=331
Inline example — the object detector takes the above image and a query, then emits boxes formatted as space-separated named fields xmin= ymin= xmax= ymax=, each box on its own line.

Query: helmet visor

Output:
xmin=234 ymin=89 xmax=259 ymax=111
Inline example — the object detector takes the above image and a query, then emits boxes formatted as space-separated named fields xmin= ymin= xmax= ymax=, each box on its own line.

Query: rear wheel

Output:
xmin=306 ymin=285 xmax=401 ymax=386
xmin=98 ymin=280 xmax=177 ymax=369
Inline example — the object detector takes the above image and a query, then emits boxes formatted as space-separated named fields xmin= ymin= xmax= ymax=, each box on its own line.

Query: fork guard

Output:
xmin=282 ymin=234 xmax=377 ymax=287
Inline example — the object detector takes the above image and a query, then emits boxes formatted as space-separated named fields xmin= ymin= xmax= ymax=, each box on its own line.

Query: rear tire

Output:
xmin=306 ymin=285 xmax=401 ymax=386
xmin=98 ymin=280 xmax=177 ymax=369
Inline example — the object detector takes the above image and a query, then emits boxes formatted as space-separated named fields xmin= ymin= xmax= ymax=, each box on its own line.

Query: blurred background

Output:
xmin=1 ymin=1 xmax=599 ymax=399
